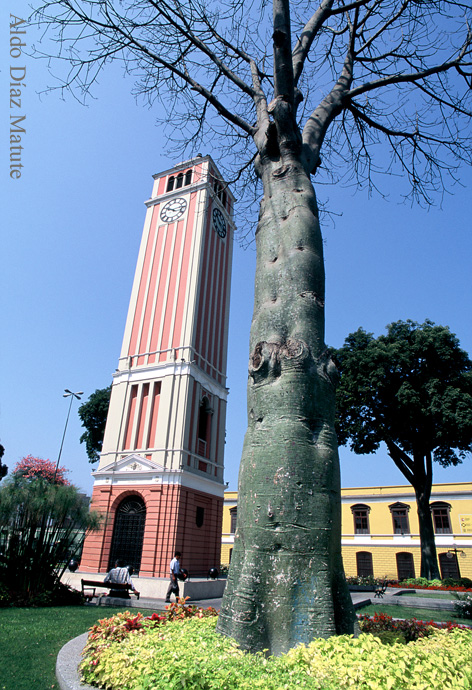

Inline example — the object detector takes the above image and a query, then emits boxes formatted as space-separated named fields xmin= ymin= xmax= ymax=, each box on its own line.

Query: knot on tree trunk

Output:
xmin=268 ymin=95 xmax=291 ymax=114
xmin=272 ymin=164 xmax=294 ymax=178
xmin=249 ymin=338 xmax=309 ymax=383
xmin=272 ymin=29 xmax=287 ymax=47
xmin=316 ymin=349 xmax=340 ymax=388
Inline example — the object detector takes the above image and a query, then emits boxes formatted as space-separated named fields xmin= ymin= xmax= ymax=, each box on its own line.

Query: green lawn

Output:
xmin=358 ymin=603 xmax=470 ymax=624
xmin=0 ymin=605 xmax=163 ymax=690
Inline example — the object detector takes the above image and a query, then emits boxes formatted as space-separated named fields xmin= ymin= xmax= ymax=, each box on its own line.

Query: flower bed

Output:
xmin=81 ymin=598 xmax=218 ymax=681
xmin=388 ymin=582 xmax=472 ymax=592
xmin=80 ymin=600 xmax=472 ymax=690
xmin=348 ymin=576 xmax=472 ymax=592
xmin=358 ymin=612 xmax=470 ymax=641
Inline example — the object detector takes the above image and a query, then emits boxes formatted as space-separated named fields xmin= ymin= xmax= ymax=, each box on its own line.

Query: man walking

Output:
xmin=165 ymin=551 xmax=182 ymax=603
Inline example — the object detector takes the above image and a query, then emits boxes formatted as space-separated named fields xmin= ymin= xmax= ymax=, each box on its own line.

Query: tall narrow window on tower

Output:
xmin=197 ymin=396 xmax=212 ymax=459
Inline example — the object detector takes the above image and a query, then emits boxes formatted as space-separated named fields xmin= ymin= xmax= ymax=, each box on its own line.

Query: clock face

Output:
xmin=213 ymin=208 xmax=227 ymax=238
xmin=160 ymin=197 xmax=187 ymax=223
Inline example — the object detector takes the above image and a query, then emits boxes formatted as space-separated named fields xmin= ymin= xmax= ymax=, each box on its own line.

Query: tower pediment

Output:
xmin=94 ymin=454 xmax=166 ymax=476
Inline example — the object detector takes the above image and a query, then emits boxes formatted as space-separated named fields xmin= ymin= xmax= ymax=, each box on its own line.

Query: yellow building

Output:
xmin=222 ymin=483 xmax=472 ymax=580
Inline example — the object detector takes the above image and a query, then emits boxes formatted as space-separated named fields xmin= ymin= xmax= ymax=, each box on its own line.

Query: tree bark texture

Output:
xmin=217 ymin=159 xmax=356 ymax=654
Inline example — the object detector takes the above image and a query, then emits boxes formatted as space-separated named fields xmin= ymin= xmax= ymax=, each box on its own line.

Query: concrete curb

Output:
xmin=56 ymin=632 xmax=94 ymax=690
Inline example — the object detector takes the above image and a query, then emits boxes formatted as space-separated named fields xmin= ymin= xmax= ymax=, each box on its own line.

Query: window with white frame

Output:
xmin=351 ymin=504 xmax=371 ymax=535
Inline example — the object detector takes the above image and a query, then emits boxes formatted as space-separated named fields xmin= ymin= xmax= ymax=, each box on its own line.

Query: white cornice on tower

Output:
xmin=112 ymin=359 xmax=229 ymax=399
xmin=92 ymin=452 xmax=225 ymax=496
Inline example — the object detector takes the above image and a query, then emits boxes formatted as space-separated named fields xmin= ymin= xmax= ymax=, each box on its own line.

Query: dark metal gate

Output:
xmin=108 ymin=496 xmax=146 ymax=573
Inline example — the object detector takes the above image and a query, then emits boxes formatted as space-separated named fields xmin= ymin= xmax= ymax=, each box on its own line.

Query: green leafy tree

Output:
xmin=333 ymin=320 xmax=472 ymax=580
xmin=0 ymin=472 xmax=101 ymax=603
xmin=78 ymin=386 xmax=111 ymax=464
xmin=34 ymin=0 xmax=472 ymax=653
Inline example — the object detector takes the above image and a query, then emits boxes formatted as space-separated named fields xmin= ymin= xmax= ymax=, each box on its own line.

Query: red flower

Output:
xmin=13 ymin=455 xmax=70 ymax=485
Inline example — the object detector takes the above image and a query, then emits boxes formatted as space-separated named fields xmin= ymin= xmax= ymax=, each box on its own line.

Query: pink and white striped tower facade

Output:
xmin=80 ymin=155 xmax=234 ymax=578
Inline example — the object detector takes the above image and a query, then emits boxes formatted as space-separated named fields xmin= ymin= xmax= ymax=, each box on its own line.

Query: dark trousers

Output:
xmin=165 ymin=577 xmax=179 ymax=602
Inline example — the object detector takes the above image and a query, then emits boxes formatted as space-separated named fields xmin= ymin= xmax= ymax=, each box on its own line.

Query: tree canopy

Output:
xmin=14 ymin=455 xmax=70 ymax=485
xmin=78 ymin=386 xmax=111 ymax=464
xmin=333 ymin=319 xmax=472 ymax=577
xmin=34 ymin=0 xmax=472 ymax=204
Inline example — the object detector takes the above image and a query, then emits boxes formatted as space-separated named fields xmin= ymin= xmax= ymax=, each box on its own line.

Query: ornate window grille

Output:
xmin=108 ymin=496 xmax=146 ymax=573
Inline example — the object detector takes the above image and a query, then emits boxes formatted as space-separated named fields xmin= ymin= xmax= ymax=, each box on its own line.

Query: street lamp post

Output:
xmin=54 ymin=389 xmax=84 ymax=481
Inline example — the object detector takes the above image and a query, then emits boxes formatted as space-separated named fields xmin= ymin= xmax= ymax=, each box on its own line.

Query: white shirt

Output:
xmin=170 ymin=557 xmax=181 ymax=576
xmin=104 ymin=566 xmax=135 ymax=589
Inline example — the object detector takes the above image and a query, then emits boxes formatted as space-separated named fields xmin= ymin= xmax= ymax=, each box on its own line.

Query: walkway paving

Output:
xmin=89 ymin=589 xmax=374 ymax=611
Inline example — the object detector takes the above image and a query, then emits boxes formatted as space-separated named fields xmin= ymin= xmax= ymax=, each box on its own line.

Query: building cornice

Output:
xmin=152 ymin=155 xmax=236 ymax=204
xmin=92 ymin=466 xmax=225 ymax=497
xmin=113 ymin=359 xmax=228 ymax=400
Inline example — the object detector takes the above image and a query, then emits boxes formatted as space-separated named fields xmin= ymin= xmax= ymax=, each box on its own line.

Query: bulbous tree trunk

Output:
xmin=217 ymin=158 xmax=356 ymax=655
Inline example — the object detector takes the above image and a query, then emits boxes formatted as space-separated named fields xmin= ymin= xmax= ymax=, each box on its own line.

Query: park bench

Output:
xmin=374 ymin=581 xmax=388 ymax=598
xmin=81 ymin=578 xmax=140 ymax=601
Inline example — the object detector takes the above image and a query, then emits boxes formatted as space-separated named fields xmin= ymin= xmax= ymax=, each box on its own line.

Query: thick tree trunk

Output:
xmin=217 ymin=159 xmax=356 ymax=655
xmin=414 ymin=485 xmax=441 ymax=580
xmin=386 ymin=443 xmax=441 ymax=581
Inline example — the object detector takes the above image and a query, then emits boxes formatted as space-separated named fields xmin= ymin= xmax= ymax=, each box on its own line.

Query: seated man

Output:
xmin=104 ymin=559 xmax=140 ymax=598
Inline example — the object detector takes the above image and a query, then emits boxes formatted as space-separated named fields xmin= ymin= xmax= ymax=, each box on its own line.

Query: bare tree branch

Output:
xmin=348 ymin=33 xmax=472 ymax=100
xmin=33 ymin=0 xmax=472 ymax=203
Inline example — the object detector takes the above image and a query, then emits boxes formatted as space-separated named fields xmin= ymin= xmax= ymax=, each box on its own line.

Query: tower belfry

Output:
xmin=80 ymin=155 xmax=234 ymax=577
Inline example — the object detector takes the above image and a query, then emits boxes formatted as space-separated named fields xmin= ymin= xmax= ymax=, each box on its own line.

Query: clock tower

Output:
xmin=80 ymin=155 xmax=234 ymax=579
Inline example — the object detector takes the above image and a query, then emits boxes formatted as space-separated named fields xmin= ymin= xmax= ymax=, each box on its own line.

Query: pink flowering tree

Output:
xmin=13 ymin=455 xmax=70 ymax=485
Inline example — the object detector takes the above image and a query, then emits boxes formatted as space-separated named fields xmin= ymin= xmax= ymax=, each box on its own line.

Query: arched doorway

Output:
xmin=108 ymin=495 xmax=146 ymax=573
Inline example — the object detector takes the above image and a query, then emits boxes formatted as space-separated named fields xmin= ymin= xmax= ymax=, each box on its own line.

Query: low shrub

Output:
xmin=443 ymin=577 xmax=472 ymax=589
xmin=402 ymin=577 xmax=443 ymax=587
xmin=0 ymin=581 xmax=84 ymax=608
xmin=81 ymin=597 xmax=218 ymax=678
xmin=81 ymin=617 xmax=472 ymax=690
xmin=454 ymin=593 xmax=472 ymax=619
xmin=345 ymin=575 xmax=385 ymax=587
xmin=286 ymin=628 xmax=472 ymax=690
xmin=164 ymin=597 xmax=219 ymax=621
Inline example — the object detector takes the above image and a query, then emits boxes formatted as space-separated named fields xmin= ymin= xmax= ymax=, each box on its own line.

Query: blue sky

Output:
xmin=2 ymin=1 xmax=471 ymax=496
